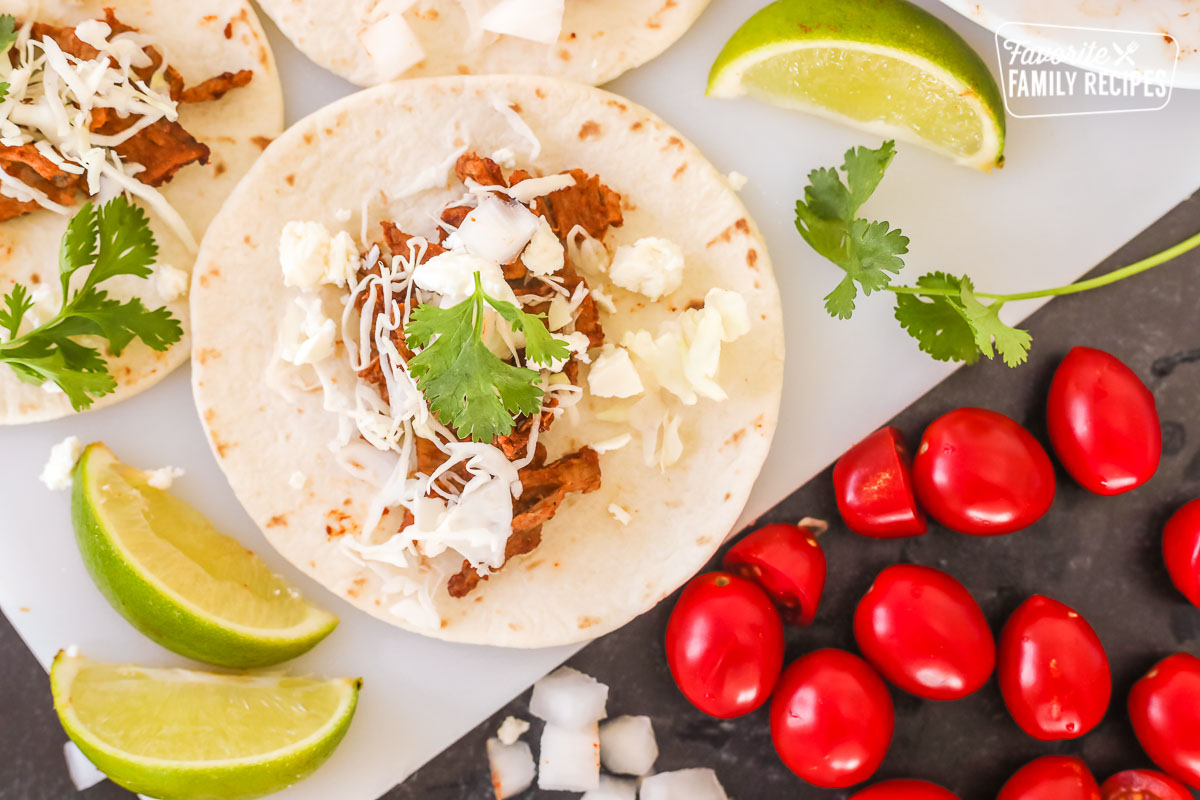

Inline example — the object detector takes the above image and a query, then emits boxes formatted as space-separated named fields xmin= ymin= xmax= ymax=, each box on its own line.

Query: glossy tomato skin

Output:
xmin=998 ymin=756 xmax=1101 ymax=800
xmin=665 ymin=572 xmax=784 ymax=719
xmin=849 ymin=779 xmax=960 ymax=799
xmin=1100 ymin=769 xmax=1192 ymax=800
xmin=1163 ymin=500 xmax=1200 ymax=610
xmin=1047 ymin=346 xmax=1161 ymax=496
xmin=834 ymin=426 xmax=928 ymax=538
xmin=723 ymin=523 xmax=826 ymax=625
xmin=999 ymin=595 xmax=1111 ymax=740
xmin=1129 ymin=653 xmax=1200 ymax=789
xmin=912 ymin=408 xmax=1056 ymax=536
xmin=770 ymin=649 xmax=895 ymax=789
xmin=854 ymin=564 xmax=995 ymax=700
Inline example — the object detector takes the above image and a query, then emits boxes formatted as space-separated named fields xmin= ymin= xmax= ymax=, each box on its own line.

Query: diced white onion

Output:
xmin=639 ymin=769 xmax=729 ymax=800
xmin=599 ymin=715 xmax=658 ymax=776
xmin=530 ymin=666 xmax=609 ymax=729
xmin=456 ymin=196 xmax=540 ymax=266
xmin=496 ymin=716 xmax=530 ymax=746
xmin=538 ymin=722 xmax=600 ymax=792
xmin=587 ymin=346 xmax=643 ymax=399
xmin=63 ymin=741 xmax=106 ymax=791
xmin=607 ymin=238 xmax=686 ymax=301
xmin=486 ymin=737 xmax=535 ymax=799
xmin=582 ymin=774 xmax=637 ymax=800
xmin=359 ymin=14 xmax=425 ymax=81
xmin=479 ymin=0 xmax=565 ymax=44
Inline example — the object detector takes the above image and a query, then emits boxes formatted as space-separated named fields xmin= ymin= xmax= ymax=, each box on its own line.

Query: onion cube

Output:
xmin=538 ymin=722 xmax=600 ymax=792
xmin=640 ymin=768 xmax=729 ymax=800
xmin=599 ymin=715 xmax=658 ymax=776
xmin=530 ymin=666 xmax=609 ymax=729
xmin=582 ymin=774 xmax=638 ymax=800
xmin=486 ymin=738 xmax=535 ymax=799
xmin=456 ymin=197 xmax=540 ymax=265
xmin=357 ymin=13 xmax=424 ymax=81
xmin=63 ymin=741 xmax=106 ymax=790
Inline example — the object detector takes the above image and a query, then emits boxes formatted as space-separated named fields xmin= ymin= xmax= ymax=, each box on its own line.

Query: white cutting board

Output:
xmin=2 ymin=2 xmax=1199 ymax=798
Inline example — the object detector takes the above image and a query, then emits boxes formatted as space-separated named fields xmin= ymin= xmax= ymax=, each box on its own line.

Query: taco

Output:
xmin=0 ymin=0 xmax=282 ymax=424
xmin=190 ymin=75 xmax=783 ymax=647
xmin=255 ymin=0 xmax=710 ymax=87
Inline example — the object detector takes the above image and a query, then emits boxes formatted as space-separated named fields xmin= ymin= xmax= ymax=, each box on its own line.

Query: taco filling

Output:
xmin=275 ymin=151 xmax=752 ymax=626
xmin=0 ymin=9 xmax=253 ymax=249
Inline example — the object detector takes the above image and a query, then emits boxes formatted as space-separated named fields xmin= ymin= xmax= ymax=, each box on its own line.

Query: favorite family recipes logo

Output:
xmin=994 ymin=23 xmax=1179 ymax=118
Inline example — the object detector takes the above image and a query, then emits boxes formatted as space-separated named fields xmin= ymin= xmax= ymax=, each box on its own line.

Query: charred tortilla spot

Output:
xmin=535 ymin=87 xmax=547 ymax=99
xmin=666 ymin=136 xmax=684 ymax=150
xmin=631 ymin=121 xmax=644 ymax=132
xmin=724 ymin=492 xmax=732 ymax=501
xmin=195 ymin=348 xmax=221 ymax=365
xmin=213 ymin=161 xmax=226 ymax=177
xmin=266 ymin=514 xmax=288 ymax=528
xmin=673 ymin=163 xmax=687 ymax=179
xmin=747 ymin=249 xmax=758 ymax=268
xmin=706 ymin=217 xmax=751 ymax=248
xmin=285 ymin=173 xmax=295 ymax=186
xmin=684 ymin=298 xmax=704 ymax=311
xmin=725 ymin=429 xmax=746 ymax=447
xmin=251 ymin=135 xmax=273 ymax=151
xmin=558 ymin=49 xmax=571 ymax=61
xmin=578 ymin=120 xmax=601 ymax=140
xmin=223 ymin=21 xmax=233 ymax=39
xmin=578 ymin=616 xmax=600 ymax=629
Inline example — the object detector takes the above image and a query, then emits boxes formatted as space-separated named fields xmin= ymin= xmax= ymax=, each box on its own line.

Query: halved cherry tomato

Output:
xmin=834 ymin=426 xmax=928 ymax=538
xmin=999 ymin=595 xmax=1111 ymax=740
xmin=998 ymin=756 xmax=1101 ymax=800
xmin=1129 ymin=653 xmax=1200 ymax=789
xmin=912 ymin=408 xmax=1055 ymax=536
xmin=770 ymin=648 xmax=894 ymax=789
xmin=850 ymin=779 xmax=960 ymax=799
xmin=1100 ymin=769 xmax=1192 ymax=800
xmin=854 ymin=564 xmax=994 ymax=701
xmin=665 ymin=571 xmax=784 ymax=719
xmin=1163 ymin=500 xmax=1200 ymax=610
xmin=723 ymin=523 xmax=827 ymax=625
xmin=1047 ymin=346 xmax=1161 ymax=496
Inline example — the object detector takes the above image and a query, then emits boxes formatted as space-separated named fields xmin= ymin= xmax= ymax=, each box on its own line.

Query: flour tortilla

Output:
xmin=191 ymin=75 xmax=783 ymax=647
xmin=256 ymin=0 xmax=710 ymax=86
xmin=0 ymin=0 xmax=283 ymax=424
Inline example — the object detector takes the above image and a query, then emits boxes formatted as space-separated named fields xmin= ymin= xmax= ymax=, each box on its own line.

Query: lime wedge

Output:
xmin=71 ymin=443 xmax=337 ymax=668
xmin=52 ymin=651 xmax=360 ymax=800
xmin=708 ymin=0 xmax=1006 ymax=170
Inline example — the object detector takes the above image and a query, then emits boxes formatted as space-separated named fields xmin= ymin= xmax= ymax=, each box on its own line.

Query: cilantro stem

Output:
xmin=885 ymin=228 xmax=1200 ymax=303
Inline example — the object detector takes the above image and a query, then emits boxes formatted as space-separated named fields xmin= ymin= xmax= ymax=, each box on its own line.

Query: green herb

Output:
xmin=0 ymin=197 xmax=182 ymax=409
xmin=797 ymin=141 xmax=1200 ymax=367
xmin=0 ymin=14 xmax=17 ymax=102
xmin=405 ymin=273 xmax=570 ymax=442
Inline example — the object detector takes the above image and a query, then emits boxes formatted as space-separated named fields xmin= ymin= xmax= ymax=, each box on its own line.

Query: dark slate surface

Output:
xmin=4 ymin=190 xmax=1200 ymax=800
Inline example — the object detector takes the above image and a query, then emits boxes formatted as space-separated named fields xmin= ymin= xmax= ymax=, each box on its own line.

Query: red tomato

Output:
xmin=849 ymin=779 xmax=961 ymax=799
xmin=723 ymin=523 xmax=827 ymax=625
xmin=853 ymin=564 xmax=995 ymax=701
xmin=1100 ymin=769 xmax=1192 ymax=800
xmin=998 ymin=756 xmax=1101 ymax=800
xmin=834 ymin=426 xmax=928 ymax=538
xmin=998 ymin=595 xmax=1111 ymax=740
xmin=1047 ymin=346 xmax=1161 ymax=496
xmin=770 ymin=649 xmax=894 ymax=789
xmin=912 ymin=408 xmax=1055 ymax=536
xmin=1163 ymin=500 xmax=1200 ymax=610
xmin=665 ymin=572 xmax=784 ymax=719
xmin=1129 ymin=653 xmax=1200 ymax=789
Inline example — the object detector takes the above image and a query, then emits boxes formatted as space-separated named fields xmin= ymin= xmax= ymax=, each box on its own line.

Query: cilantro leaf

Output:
xmin=407 ymin=274 xmax=563 ymax=442
xmin=0 ymin=15 xmax=16 ymax=54
xmin=958 ymin=278 xmax=1032 ymax=367
xmin=0 ymin=197 xmax=180 ymax=410
xmin=894 ymin=272 xmax=981 ymax=365
xmin=842 ymin=140 xmax=897 ymax=210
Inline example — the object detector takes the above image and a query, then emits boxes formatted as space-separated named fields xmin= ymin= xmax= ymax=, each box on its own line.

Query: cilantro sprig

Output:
xmin=0 ymin=15 xmax=17 ymax=102
xmin=405 ymin=274 xmax=570 ymax=442
xmin=797 ymin=141 xmax=1200 ymax=367
xmin=0 ymin=197 xmax=182 ymax=410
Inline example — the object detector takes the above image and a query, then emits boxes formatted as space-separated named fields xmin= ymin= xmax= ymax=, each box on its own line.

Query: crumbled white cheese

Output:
xmin=289 ymin=471 xmax=308 ymax=490
xmin=522 ymin=217 xmax=565 ymax=276
xmin=497 ymin=716 xmax=531 ymax=746
xmin=334 ymin=207 xmax=353 ymax=223
xmin=279 ymin=221 xmax=360 ymax=289
xmin=154 ymin=263 xmax=189 ymax=302
xmin=280 ymin=296 xmax=338 ymax=366
xmin=589 ymin=286 xmax=617 ymax=314
xmin=587 ymin=346 xmax=643 ymax=399
xmin=40 ymin=436 xmax=83 ymax=491
xmin=566 ymin=227 xmax=611 ymax=275
xmin=491 ymin=147 xmax=517 ymax=169
xmin=359 ymin=12 xmax=425 ymax=81
xmin=145 ymin=466 xmax=184 ymax=490
xmin=727 ymin=171 xmax=748 ymax=191
xmin=456 ymin=196 xmax=540 ymax=266
xmin=479 ymin=0 xmax=565 ymax=44
xmin=546 ymin=331 xmax=592 ymax=372
xmin=413 ymin=249 xmax=520 ymax=308
xmin=608 ymin=504 xmax=632 ymax=525
xmin=591 ymin=433 xmax=631 ymax=454
xmin=607 ymin=238 xmax=686 ymax=300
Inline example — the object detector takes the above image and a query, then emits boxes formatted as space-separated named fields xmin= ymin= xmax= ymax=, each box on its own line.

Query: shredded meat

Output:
xmin=181 ymin=70 xmax=253 ymax=104
xmin=0 ymin=145 xmax=86 ymax=220
xmin=454 ymin=153 xmax=508 ymax=188
xmin=113 ymin=118 xmax=211 ymax=187
xmin=534 ymin=169 xmax=624 ymax=240
xmin=447 ymin=448 xmax=602 ymax=597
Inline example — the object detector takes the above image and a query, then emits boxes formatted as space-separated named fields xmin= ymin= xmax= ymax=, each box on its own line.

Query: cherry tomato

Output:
xmin=1129 ymin=653 xmax=1200 ymax=789
xmin=849 ymin=779 xmax=961 ymax=799
xmin=998 ymin=756 xmax=1101 ymax=800
xmin=854 ymin=564 xmax=995 ymax=701
xmin=1100 ymin=769 xmax=1193 ymax=800
xmin=1163 ymin=500 xmax=1200 ymax=610
xmin=1047 ymin=346 xmax=1161 ymax=496
xmin=998 ymin=595 xmax=1111 ymax=740
xmin=770 ymin=648 xmax=894 ymax=789
xmin=912 ymin=408 xmax=1055 ymax=536
xmin=665 ymin=571 xmax=784 ymax=719
xmin=834 ymin=426 xmax=928 ymax=538
xmin=723 ymin=523 xmax=827 ymax=625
